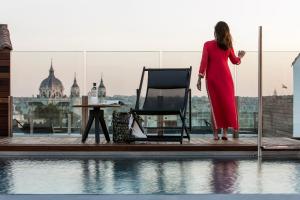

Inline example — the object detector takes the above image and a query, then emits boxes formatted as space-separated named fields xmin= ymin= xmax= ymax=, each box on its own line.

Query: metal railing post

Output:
xmin=234 ymin=96 xmax=239 ymax=138
xmin=258 ymin=26 xmax=263 ymax=157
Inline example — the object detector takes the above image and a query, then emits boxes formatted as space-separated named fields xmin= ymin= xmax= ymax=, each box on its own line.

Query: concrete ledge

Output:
xmin=0 ymin=144 xmax=257 ymax=151
xmin=0 ymin=194 xmax=300 ymax=200
xmin=0 ymin=151 xmax=257 ymax=158
xmin=0 ymin=150 xmax=299 ymax=159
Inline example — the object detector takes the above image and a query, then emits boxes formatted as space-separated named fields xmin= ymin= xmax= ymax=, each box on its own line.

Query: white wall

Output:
xmin=293 ymin=57 xmax=300 ymax=137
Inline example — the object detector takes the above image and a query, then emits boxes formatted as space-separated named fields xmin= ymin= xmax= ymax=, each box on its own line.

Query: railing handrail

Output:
xmin=10 ymin=50 xmax=300 ymax=53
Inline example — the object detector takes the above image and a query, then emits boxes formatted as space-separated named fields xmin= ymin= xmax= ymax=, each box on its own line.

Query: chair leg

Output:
xmin=183 ymin=117 xmax=191 ymax=140
xmin=179 ymin=115 xmax=184 ymax=144
xmin=132 ymin=112 xmax=145 ymax=134
xmin=82 ymin=110 xmax=95 ymax=143
xmin=180 ymin=124 xmax=184 ymax=144
xmin=179 ymin=114 xmax=190 ymax=142
xmin=183 ymin=122 xmax=191 ymax=141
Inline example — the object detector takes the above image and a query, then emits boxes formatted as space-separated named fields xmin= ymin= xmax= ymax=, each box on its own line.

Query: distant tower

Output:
xmin=273 ymin=89 xmax=277 ymax=96
xmin=98 ymin=75 xmax=106 ymax=98
xmin=70 ymin=73 xmax=80 ymax=98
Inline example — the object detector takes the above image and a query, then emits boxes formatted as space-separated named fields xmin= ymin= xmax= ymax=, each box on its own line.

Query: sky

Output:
xmin=2 ymin=0 xmax=300 ymax=51
xmin=1 ymin=0 xmax=299 ymax=96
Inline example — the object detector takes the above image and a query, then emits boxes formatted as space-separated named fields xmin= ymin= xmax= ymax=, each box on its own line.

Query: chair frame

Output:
xmin=130 ymin=66 xmax=192 ymax=144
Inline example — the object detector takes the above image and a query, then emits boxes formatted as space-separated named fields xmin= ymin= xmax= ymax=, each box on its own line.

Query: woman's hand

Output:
xmin=197 ymin=76 xmax=202 ymax=91
xmin=238 ymin=50 xmax=246 ymax=58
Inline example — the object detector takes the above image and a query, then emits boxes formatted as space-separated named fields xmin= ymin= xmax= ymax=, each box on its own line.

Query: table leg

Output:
xmin=94 ymin=108 xmax=100 ymax=144
xmin=82 ymin=110 xmax=95 ymax=143
xmin=99 ymin=110 xmax=110 ymax=142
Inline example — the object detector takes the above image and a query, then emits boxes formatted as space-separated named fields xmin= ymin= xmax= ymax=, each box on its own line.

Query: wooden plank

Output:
xmin=0 ymin=114 xmax=8 ymax=119
xmin=0 ymin=130 xmax=8 ymax=137
xmin=8 ymin=96 xmax=12 ymax=137
xmin=0 ymin=116 xmax=8 ymax=136
xmin=0 ymin=46 xmax=10 ymax=138
xmin=0 ymin=110 xmax=8 ymax=115
xmin=0 ymin=53 xmax=10 ymax=60
xmin=0 ymin=79 xmax=10 ymax=97
xmin=0 ymin=100 xmax=8 ymax=136
xmin=0 ymin=136 xmax=298 ymax=152
xmin=0 ymin=67 xmax=10 ymax=73
xmin=0 ymin=116 xmax=8 ymax=122
xmin=0 ymin=60 xmax=10 ymax=66
xmin=0 ymin=93 xmax=9 ymax=98
xmin=0 ymin=73 xmax=9 ymax=79
xmin=0 ymin=98 xmax=8 ymax=103
xmin=0 ymin=136 xmax=257 ymax=151
xmin=0 ymin=144 xmax=257 ymax=151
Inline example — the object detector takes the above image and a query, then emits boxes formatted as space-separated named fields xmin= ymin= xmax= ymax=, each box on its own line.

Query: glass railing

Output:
xmin=262 ymin=51 xmax=296 ymax=142
xmin=160 ymin=51 xmax=259 ymax=136
xmin=159 ymin=51 xmax=210 ymax=134
xmin=85 ymin=51 xmax=160 ymax=133
xmin=11 ymin=50 xmax=298 ymax=138
xmin=11 ymin=51 xmax=84 ymax=135
xmin=234 ymin=52 xmax=258 ymax=136
xmin=12 ymin=98 xmax=82 ymax=135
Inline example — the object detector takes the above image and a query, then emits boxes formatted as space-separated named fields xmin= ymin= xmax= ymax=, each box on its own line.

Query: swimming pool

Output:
xmin=0 ymin=158 xmax=299 ymax=194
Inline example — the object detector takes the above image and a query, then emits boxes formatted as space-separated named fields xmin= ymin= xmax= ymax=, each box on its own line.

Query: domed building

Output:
xmin=39 ymin=60 xmax=64 ymax=98
xmin=70 ymin=74 xmax=80 ymax=98
xmin=98 ymin=76 xmax=106 ymax=98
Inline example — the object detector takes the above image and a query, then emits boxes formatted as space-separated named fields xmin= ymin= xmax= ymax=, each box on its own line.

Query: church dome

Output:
xmin=39 ymin=60 xmax=64 ymax=98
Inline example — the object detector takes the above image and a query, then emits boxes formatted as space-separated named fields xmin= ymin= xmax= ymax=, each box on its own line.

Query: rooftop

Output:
xmin=0 ymin=24 xmax=12 ymax=51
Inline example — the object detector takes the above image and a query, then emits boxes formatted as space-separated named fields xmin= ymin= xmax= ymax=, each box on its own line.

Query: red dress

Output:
xmin=199 ymin=40 xmax=241 ymax=131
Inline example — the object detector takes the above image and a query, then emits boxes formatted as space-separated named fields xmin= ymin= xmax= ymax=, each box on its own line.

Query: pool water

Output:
xmin=0 ymin=158 xmax=300 ymax=194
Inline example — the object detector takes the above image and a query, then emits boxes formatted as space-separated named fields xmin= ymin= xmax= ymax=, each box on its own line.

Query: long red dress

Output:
xmin=199 ymin=40 xmax=241 ymax=131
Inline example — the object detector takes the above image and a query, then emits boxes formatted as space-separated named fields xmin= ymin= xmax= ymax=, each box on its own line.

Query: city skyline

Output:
xmin=11 ymin=51 xmax=294 ymax=97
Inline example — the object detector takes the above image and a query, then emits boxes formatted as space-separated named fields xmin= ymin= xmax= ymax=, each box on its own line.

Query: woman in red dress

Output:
xmin=197 ymin=21 xmax=245 ymax=140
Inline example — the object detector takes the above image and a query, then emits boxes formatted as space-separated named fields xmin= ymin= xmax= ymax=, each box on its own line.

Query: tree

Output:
xmin=33 ymin=103 xmax=60 ymax=127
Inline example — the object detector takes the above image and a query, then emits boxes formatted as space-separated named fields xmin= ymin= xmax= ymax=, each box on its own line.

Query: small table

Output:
xmin=73 ymin=104 xmax=120 ymax=144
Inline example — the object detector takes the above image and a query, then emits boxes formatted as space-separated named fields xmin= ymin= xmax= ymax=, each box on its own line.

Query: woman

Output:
xmin=197 ymin=21 xmax=245 ymax=140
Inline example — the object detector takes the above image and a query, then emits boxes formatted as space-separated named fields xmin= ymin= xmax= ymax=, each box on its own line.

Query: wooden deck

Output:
xmin=0 ymin=135 xmax=300 ymax=152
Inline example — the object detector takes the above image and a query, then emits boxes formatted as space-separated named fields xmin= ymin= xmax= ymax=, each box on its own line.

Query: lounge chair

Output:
xmin=130 ymin=67 xmax=192 ymax=144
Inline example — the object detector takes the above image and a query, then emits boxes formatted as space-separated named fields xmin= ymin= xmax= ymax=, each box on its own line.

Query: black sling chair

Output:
xmin=130 ymin=67 xmax=192 ymax=144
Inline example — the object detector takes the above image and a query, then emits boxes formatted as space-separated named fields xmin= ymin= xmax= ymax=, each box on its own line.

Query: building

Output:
xmin=13 ymin=61 xmax=82 ymax=134
xmin=39 ymin=60 xmax=65 ymax=99
xmin=98 ymin=76 xmax=106 ymax=98
xmin=0 ymin=24 xmax=13 ymax=136
xmin=70 ymin=74 xmax=80 ymax=98
xmin=292 ymin=53 xmax=300 ymax=138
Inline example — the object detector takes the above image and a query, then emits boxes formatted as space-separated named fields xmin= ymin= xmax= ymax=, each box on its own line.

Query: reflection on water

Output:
xmin=211 ymin=160 xmax=238 ymax=193
xmin=0 ymin=158 xmax=300 ymax=194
